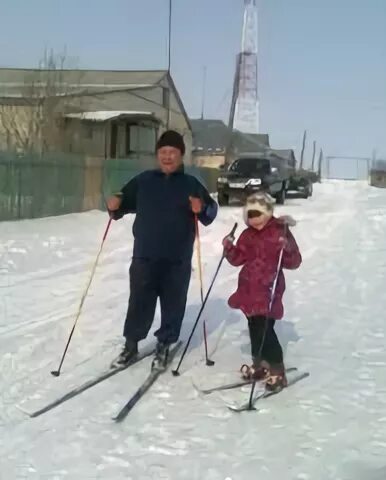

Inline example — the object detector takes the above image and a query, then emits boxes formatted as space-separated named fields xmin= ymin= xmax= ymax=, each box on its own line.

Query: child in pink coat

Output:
xmin=223 ymin=192 xmax=302 ymax=390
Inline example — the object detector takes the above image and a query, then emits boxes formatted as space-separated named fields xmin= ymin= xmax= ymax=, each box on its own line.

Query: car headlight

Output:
xmin=217 ymin=177 xmax=228 ymax=184
xmin=247 ymin=178 xmax=262 ymax=186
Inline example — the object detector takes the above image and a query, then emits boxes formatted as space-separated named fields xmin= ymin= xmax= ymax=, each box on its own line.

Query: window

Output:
xmin=230 ymin=158 xmax=271 ymax=175
xmin=85 ymin=125 xmax=93 ymax=139
xmin=162 ymin=87 xmax=170 ymax=108
xmin=126 ymin=124 xmax=156 ymax=155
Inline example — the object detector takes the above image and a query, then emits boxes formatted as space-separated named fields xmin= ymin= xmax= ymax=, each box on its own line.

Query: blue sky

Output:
xmin=1 ymin=0 xmax=386 ymax=177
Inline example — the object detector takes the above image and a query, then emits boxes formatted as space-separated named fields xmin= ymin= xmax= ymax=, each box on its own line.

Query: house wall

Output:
xmin=370 ymin=170 xmax=386 ymax=188
xmin=193 ymin=154 xmax=225 ymax=168
xmin=64 ymin=119 xmax=106 ymax=156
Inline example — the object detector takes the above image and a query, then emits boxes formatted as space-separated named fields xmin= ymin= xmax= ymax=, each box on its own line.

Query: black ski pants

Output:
xmin=123 ymin=258 xmax=191 ymax=345
xmin=247 ymin=316 xmax=283 ymax=365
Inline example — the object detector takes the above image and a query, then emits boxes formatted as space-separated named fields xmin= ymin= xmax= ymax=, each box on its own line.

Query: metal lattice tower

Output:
xmin=229 ymin=0 xmax=259 ymax=134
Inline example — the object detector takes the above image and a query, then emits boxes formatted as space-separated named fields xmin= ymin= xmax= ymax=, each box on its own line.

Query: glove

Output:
xmin=107 ymin=195 xmax=122 ymax=211
xmin=278 ymin=236 xmax=288 ymax=248
xmin=222 ymin=234 xmax=234 ymax=248
xmin=189 ymin=196 xmax=203 ymax=214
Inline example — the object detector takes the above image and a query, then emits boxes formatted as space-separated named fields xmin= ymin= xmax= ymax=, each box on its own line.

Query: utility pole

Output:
xmin=317 ymin=148 xmax=323 ymax=181
xmin=311 ymin=140 xmax=316 ymax=171
xmin=371 ymin=149 xmax=377 ymax=175
xmin=299 ymin=130 xmax=307 ymax=169
xmin=200 ymin=66 xmax=207 ymax=120
xmin=166 ymin=0 xmax=172 ymax=129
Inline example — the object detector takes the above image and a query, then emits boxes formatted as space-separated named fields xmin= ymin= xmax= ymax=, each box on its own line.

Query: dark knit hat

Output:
xmin=156 ymin=130 xmax=185 ymax=155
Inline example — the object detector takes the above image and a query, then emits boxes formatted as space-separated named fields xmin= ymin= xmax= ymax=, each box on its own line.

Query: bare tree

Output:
xmin=0 ymin=48 xmax=83 ymax=154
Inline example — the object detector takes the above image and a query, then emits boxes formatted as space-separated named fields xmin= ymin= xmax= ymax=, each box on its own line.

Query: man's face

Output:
xmin=157 ymin=146 xmax=183 ymax=174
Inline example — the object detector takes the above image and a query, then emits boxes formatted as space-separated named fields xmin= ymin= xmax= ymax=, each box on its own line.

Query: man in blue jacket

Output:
xmin=107 ymin=130 xmax=218 ymax=370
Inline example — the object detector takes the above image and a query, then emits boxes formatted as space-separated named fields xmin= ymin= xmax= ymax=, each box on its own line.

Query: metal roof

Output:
xmin=0 ymin=68 xmax=166 ymax=98
xmin=65 ymin=111 xmax=155 ymax=122
xmin=0 ymin=68 xmax=192 ymax=131
xmin=269 ymin=149 xmax=297 ymax=167
xmin=191 ymin=119 xmax=270 ymax=153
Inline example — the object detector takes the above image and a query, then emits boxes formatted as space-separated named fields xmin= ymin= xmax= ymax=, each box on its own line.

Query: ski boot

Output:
xmin=151 ymin=342 xmax=169 ymax=371
xmin=240 ymin=359 xmax=270 ymax=382
xmin=113 ymin=338 xmax=138 ymax=367
xmin=265 ymin=364 xmax=288 ymax=393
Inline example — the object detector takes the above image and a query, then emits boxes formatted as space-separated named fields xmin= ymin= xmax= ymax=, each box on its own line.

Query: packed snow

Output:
xmin=1 ymin=180 xmax=386 ymax=479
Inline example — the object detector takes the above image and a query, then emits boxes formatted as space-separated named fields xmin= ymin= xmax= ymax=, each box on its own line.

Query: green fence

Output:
xmin=0 ymin=152 xmax=86 ymax=221
xmin=102 ymin=159 xmax=220 ymax=198
xmin=101 ymin=157 xmax=152 ymax=199
xmin=0 ymin=152 xmax=220 ymax=221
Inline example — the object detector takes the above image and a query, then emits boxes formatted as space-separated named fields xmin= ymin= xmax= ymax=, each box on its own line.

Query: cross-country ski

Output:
xmin=113 ymin=342 xmax=182 ymax=422
xmin=193 ymin=367 xmax=298 ymax=395
xmin=23 ymin=343 xmax=156 ymax=418
xmin=227 ymin=370 xmax=310 ymax=412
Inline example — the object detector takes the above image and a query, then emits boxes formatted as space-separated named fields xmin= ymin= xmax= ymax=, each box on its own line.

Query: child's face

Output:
xmin=248 ymin=211 xmax=271 ymax=230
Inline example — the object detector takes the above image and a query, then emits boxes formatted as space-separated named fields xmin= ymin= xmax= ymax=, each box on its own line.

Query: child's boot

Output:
xmin=240 ymin=359 xmax=270 ymax=381
xmin=265 ymin=363 xmax=288 ymax=392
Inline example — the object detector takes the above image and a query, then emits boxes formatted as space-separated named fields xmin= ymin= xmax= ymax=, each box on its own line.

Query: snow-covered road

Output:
xmin=1 ymin=181 xmax=386 ymax=479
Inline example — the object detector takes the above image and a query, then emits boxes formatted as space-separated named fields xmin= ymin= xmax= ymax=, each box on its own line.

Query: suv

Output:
xmin=216 ymin=153 xmax=291 ymax=206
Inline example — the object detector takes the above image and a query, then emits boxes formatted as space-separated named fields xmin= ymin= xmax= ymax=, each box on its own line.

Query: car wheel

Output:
xmin=218 ymin=192 xmax=229 ymax=206
xmin=275 ymin=186 xmax=286 ymax=205
xmin=302 ymin=181 xmax=313 ymax=199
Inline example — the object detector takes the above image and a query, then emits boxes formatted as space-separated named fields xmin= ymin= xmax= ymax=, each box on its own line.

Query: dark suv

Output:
xmin=216 ymin=153 xmax=291 ymax=206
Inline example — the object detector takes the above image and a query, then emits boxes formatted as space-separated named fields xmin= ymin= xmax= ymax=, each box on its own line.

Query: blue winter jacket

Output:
xmin=110 ymin=166 xmax=218 ymax=261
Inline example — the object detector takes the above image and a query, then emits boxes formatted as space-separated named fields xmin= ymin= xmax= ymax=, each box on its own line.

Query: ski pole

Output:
xmin=246 ymin=225 xmax=287 ymax=410
xmin=51 ymin=217 xmax=112 ymax=377
xmin=172 ymin=222 xmax=237 ymax=376
xmin=194 ymin=214 xmax=215 ymax=367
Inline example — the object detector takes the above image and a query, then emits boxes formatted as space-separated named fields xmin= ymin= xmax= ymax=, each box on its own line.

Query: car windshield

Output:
xmin=229 ymin=158 xmax=271 ymax=176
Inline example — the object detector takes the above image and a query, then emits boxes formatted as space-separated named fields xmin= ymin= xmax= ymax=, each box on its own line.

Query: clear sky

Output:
xmin=1 ymin=0 xmax=386 ymax=177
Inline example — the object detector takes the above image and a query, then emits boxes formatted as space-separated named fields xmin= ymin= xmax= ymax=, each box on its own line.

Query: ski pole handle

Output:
xmin=222 ymin=222 xmax=238 ymax=252
xmin=229 ymin=222 xmax=238 ymax=240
